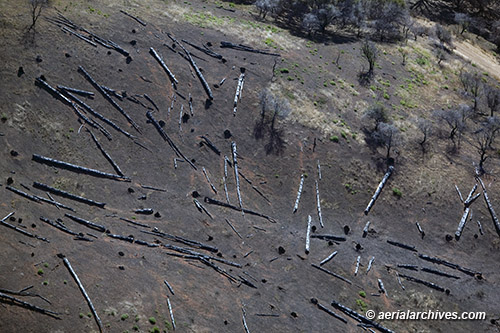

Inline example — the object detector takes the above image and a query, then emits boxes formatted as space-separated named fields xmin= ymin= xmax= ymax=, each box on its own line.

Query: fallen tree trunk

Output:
xmin=119 ymin=10 xmax=146 ymax=26
xmin=87 ymin=129 xmax=124 ymax=176
xmin=0 ymin=292 xmax=60 ymax=319
xmin=204 ymin=197 xmax=276 ymax=222
xmin=220 ymin=41 xmax=281 ymax=57
xmin=292 ymin=174 xmax=304 ymax=214
xmin=364 ymin=166 xmax=394 ymax=215
xmin=477 ymin=176 xmax=500 ymax=237
xmin=233 ymin=69 xmax=245 ymax=116
xmin=62 ymin=257 xmax=103 ymax=332
xmin=232 ymin=142 xmax=244 ymax=215
xmin=64 ymin=214 xmax=106 ymax=233
xmin=78 ymin=66 xmax=140 ymax=133
xmin=316 ymin=180 xmax=324 ymax=227
xmin=1 ymin=212 xmax=49 ymax=242
xmin=330 ymin=300 xmax=395 ymax=333
xmin=33 ymin=182 xmax=106 ymax=208
xmin=149 ymin=47 xmax=178 ymax=85
xmin=146 ymin=111 xmax=197 ymax=170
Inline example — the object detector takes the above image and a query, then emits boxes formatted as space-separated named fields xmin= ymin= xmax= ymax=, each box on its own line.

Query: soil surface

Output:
xmin=0 ymin=1 xmax=500 ymax=333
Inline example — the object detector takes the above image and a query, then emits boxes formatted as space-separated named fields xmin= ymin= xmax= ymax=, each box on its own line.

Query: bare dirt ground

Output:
xmin=0 ymin=1 xmax=500 ymax=333
xmin=454 ymin=40 xmax=500 ymax=82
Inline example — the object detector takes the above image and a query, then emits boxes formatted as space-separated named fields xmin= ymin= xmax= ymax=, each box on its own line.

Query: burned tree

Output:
xmin=485 ymin=85 xmax=500 ymax=116
xmin=254 ymin=89 xmax=290 ymax=155
xmin=454 ymin=13 xmax=472 ymax=35
xmin=360 ymin=40 xmax=378 ymax=79
xmin=434 ymin=24 xmax=453 ymax=49
xmin=372 ymin=122 xmax=402 ymax=161
xmin=460 ymin=70 xmax=482 ymax=112
xmin=27 ymin=0 xmax=48 ymax=33
xmin=362 ymin=103 xmax=388 ymax=132
xmin=473 ymin=116 xmax=500 ymax=174
xmin=417 ymin=118 xmax=433 ymax=152
xmin=255 ymin=0 xmax=279 ymax=19
xmin=434 ymin=105 xmax=472 ymax=150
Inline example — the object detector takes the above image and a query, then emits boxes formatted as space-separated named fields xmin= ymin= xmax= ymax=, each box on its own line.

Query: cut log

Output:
xmin=386 ymin=239 xmax=417 ymax=252
xmin=378 ymin=279 xmax=388 ymax=296
xmin=33 ymin=182 xmax=106 ymax=208
xmin=233 ymin=68 xmax=245 ymax=116
xmin=311 ymin=264 xmax=352 ymax=285
xmin=231 ymin=142 xmax=244 ymax=215
xmin=78 ymin=66 xmax=140 ymax=133
xmin=65 ymin=214 xmax=106 ymax=233
xmin=87 ymin=129 xmax=124 ymax=176
xmin=455 ymin=207 xmax=470 ymax=240
xmin=62 ymin=257 xmax=103 ymax=332
xmin=201 ymin=136 xmax=221 ymax=155
xmin=204 ymin=197 xmax=275 ymax=222
xmin=362 ymin=221 xmax=371 ymax=238
xmin=220 ymin=41 xmax=281 ymax=57
xmin=145 ymin=111 xmax=197 ymax=170
xmin=397 ymin=273 xmax=446 ymax=292
xmin=119 ymin=10 xmax=146 ymax=26
xmin=366 ymin=257 xmax=375 ymax=274
xmin=39 ymin=216 xmax=92 ymax=241
xmin=315 ymin=302 xmax=347 ymax=324
xmin=477 ymin=176 xmax=500 ymax=237
xmin=319 ymin=251 xmax=338 ymax=266
xmin=311 ymin=234 xmax=346 ymax=242
xmin=364 ymin=166 xmax=394 ymax=215
xmin=305 ymin=215 xmax=312 ymax=254
xmin=292 ymin=174 xmax=304 ymax=214
xmin=418 ymin=254 xmax=481 ymax=277
xmin=57 ymin=85 xmax=94 ymax=97
xmin=330 ymin=300 xmax=395 ymax=333
xmin=164 ymin=280 xmax=175 ymax=295
xmin=0 ymin=212 xmax=49 ymax=242
xmin=317 ymin=160 xmax=322 ymax=180
xmin=225 ymin=218 xmax=242 ymax=239
xmin=193 ymin=198 xmax=213 ymax=219
xmin=0 ymin=292 xmax=60 ymax=319
xmin=354 ymin=256 xmax=361 ymax=276
xmin=167 ymin=297 xmax=176 ymax=330
xmin=415 ymin=222 xmax=425 ymax=239
xmin=63 ymin=90 xmax=133 ymax=139
xmin=149 ymin=47 xmax=178 ymax=85
xmin=421 ymin=267 xmax=460 ymax=279
xmin=181 ymin=39 xmax=223 ymax=59
xmin=6 ymin=185 xmax=41 ymax=203
xmin=455 ymin=184 xmax=464 ymax=203
xmin=316 ymin=180 xmax=324 ymax=228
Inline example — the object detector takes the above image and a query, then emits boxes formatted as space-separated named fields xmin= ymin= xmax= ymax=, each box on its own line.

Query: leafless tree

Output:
xmin=254 ymin=89 xmax=290 ymax=155
xmin=27 ymin=0 xmax=48 ymax=33
xmin=473 ymin=116 xmax=500 ymax=174
xmin=460 ymin=70 xmax=483 ymax=112
xmin=485 ymin=85 xmax=500 ymax=116
xmin=360 ymin=39 xmax=377 ymax=78
xmin=434 ymin=24 xmax=453 ymax=48
xmin=434 ymin=106 xmax=471 ymax=150
xmin=454 ymin=13 xmax=472 ymax=35
xmin=363 ymin=103 xmax=388 ymax=132
xmin=372 ymin=122 xmax=402 ymax=161
xmin=417 ymin=118 xmax=433 ymax=152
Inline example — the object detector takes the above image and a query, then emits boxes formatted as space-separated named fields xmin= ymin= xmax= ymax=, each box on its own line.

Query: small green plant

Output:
xmin=135 ymin=315 xmax=140 ymax=322
xmin=330 ymin=135 xmax=339 ymax=143
xmin=287 ymin=76 xmax=294 ymax=81
xmin=392 ymin=188 xmax=402 ymax=197
xmin=279 ymin=68 xmax=289 ymax=73
xmin=87 ymin=312 xmax=92 ymax=318
xmin=1 ymin=113 xmax=7 ymax=122
xmin=37 ymin=269 xmax=44 ymax=275
xmin=43 ymin=263 xmax=49 ymax=268
xmin=356 ymin=299 xmax=368 ymax=312
xmin=345 ymin=183 xmax=353 ymax=190
xmin=132 ymin=325 xmax=139 ymax=331
xmin=359 ymin=291 xmax=366 ymax=298
xmin=42 ymin=280 xmax=48 ymax=286
xmin=150 ymin=327 xmax=160 ymax=333
xmin=149 ymin=317 xmax=156 ymax=325
xmin=79 ymin=313 xmax=85 ymax=318
xmin=383 ymin=92 xmax=390 ymax=100
xmin=63 ymin=280 xmax=67 ymax=284
xmin=121 ymin=314 xmax=129 ymax=321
